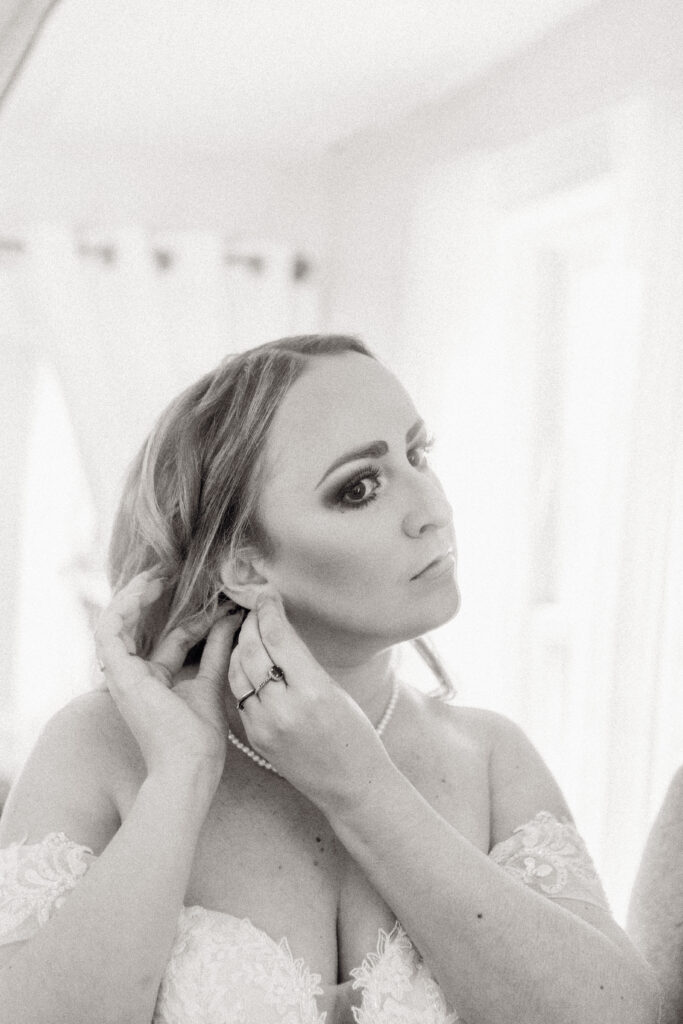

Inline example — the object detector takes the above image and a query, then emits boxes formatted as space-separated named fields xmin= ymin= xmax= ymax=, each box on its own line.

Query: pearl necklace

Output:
xmin=226 ymin=677 xmax=400 ymax=777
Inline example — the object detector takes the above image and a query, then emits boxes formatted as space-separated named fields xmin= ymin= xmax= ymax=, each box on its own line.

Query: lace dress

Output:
xmin=0 ymin=812 xmax=608 ymax=1023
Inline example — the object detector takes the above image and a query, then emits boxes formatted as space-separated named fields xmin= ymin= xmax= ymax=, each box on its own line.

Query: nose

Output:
xmin=401 ymin=473 xmax=454 ymax=538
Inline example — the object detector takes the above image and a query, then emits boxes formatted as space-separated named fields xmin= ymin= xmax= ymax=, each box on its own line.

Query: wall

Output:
xmin=318 ymin=0 xmax=682 ymax=359
xmin=316 ymin=0 xmax=683 ymax=916
xmin=0 ymin=122 xmax=326 ymax=778
xmin=0 ymin=134 xmax=324 ymax=256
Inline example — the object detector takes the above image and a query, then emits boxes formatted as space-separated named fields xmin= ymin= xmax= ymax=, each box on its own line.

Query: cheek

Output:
xmin=269 ymin=517 xmax=397 ymax=604
xmin=262 ymin=511 xmax=460 ymax=642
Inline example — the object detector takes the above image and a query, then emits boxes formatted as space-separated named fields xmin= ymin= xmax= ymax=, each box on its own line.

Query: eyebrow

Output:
xmin=315 ymin=418 xmax=426 ymax=488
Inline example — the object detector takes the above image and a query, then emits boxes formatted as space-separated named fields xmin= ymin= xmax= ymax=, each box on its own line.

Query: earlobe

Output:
xmin=218 ymin=549 xmax=269 ymax=611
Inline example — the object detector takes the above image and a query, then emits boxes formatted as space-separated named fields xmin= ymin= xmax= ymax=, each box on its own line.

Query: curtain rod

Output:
xmin=0 ymin=238 xmax=311 ymax=280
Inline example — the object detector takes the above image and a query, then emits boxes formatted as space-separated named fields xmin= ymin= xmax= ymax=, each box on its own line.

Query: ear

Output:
xmin=218 ymin=546 xmax=270 ymax=610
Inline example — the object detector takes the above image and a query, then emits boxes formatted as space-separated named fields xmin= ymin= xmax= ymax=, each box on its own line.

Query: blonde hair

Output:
xmin=108 ymin=334 xmax=454 ymax=698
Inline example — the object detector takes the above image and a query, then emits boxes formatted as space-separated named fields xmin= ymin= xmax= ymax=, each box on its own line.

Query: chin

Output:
xmin=423 ymin=584 xmax=461 ymax=631
xmin=391 ymin=581 xmax=461 ymax=644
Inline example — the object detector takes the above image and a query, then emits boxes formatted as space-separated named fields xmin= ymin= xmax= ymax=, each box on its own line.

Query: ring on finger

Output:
xmin=255 ymin=664 xmax=286 ymax=696
xmin=236 ymin=688 xmax=258 ymax=711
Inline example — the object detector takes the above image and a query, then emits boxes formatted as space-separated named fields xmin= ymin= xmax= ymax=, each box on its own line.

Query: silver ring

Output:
xmin=237 ymin=688 xmax=257 ymax=711
xmin=255 ymin=664 xmax=286 ymax=695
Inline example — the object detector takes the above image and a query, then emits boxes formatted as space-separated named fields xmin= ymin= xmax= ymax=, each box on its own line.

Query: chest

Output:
xmin=183 ymin=716 xmax=490 ymax=989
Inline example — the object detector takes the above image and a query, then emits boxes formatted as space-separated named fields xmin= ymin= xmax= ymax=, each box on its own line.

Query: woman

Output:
xmin=629 ymin=766 xmax=683 ymax=1024
xmin=0 ymin=336 xmax=660 ymax=1023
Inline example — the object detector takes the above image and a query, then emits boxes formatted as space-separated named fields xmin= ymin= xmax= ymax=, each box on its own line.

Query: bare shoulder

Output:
xmin=400 ymin=688 xmax=491 ymax=755
xmin=419 ymin=699 xmax=571 ymax=846
xmin=0 ymin=690 xmax=144 ymax=853
xmin=414 ymin=694 xmax=510 ymax=755
xmin=426 ymin=699 xmax=507 ymax=741
xmin=404 ymin=692 xmax=507 ymax=769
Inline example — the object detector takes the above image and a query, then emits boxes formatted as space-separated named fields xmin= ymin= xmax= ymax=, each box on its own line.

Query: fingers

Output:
xmin=254 ymin=594 xmax=310 ymax=678
xmin=97 ymin=571 xmax=244 ymax=697
xmin=96 ymin=613 xmax=137 ymax=680
xmin=227 ymin=648 xmax=256 ymax=709
xmin=234 ymin=609 xmax=275 ymax=689
xmin=196 ymin=610 xmax=245 ymax=698
xmin=95 ymin=570 xmax=163 ymax=672
xmin=152 ymin=601 xmax=239 ymax=682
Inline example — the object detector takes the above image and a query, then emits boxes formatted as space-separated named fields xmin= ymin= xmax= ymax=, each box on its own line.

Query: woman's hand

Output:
xmin=227 ymin=593 xmax=392 ymax=812
xmin=95 ymin=571 xmax=244 ymax=787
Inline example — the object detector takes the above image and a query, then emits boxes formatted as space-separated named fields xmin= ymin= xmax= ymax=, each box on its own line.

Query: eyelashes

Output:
xmin=335 ymin=464 xmax=382 ymax=510
xmin=333 ymin=436 xmax=436 ymax=511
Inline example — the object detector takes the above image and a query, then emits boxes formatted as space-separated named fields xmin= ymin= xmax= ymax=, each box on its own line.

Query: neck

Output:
xmin=285 ymin=609 xmax=400 ymax=723
xmin=224 ymin=616 xmax=400 ymax=742
xmin=315 ymin=646 xmax=399 ymax=722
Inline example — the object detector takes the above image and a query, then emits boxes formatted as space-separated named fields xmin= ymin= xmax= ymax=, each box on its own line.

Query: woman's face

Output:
xmin=251 ymin=353 xmax=459 ymax=660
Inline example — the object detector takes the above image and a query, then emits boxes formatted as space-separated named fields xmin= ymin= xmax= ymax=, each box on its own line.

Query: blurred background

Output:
xmin=0 ymin=0 xmax=682 ymax=922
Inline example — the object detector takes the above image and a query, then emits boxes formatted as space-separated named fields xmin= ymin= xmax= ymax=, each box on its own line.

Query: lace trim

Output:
xmin=0 ymin=815 xmax=608 ymax=1023
xmin=0 ymin=832 xmax=95 ymax=945
xmin=350 ymin=923 xmax=459 ymax=1024
xmin=155 ymin=908 xmax=326 ymax=1024
xmin=489 ymin=811 xmax=610 ymax=910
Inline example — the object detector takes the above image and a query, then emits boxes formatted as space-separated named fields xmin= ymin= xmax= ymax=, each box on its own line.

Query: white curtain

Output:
xmin=401 ymin=85 xmax=683 ymax=921
xmin=0 ymin=225 xmax=318 ymax=779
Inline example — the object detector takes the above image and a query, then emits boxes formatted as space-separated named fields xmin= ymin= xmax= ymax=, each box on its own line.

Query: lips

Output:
xmin=411 ymin=549 xmax=455 ymax=581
